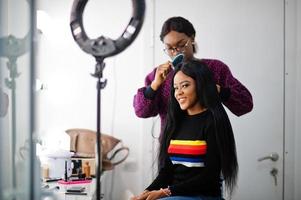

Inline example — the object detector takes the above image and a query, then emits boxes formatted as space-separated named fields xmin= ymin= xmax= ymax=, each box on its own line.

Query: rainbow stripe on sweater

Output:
xmin=168 ymin=140 xmax=207 ymax=167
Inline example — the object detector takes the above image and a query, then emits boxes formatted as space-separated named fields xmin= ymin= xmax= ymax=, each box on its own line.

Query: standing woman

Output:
xmin=133 ymin=16 xmax=253 ymax=135
xmin=132 ymin=60 xmax=238 ymax=200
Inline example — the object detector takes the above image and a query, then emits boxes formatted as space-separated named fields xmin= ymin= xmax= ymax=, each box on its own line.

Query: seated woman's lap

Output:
xmin=159 ymin=195 xmax=222 ymax=200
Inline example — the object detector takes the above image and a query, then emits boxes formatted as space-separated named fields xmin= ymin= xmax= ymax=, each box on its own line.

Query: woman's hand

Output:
xmin=131 ymin=189 xmax=166 ymax=200
xmin=130 ymin=190 xmax=150 ymax=200
xmin=151 ymin=61 xmax=172 ymax=91
xmin=145 ymin=190 xmax=166 ymax=200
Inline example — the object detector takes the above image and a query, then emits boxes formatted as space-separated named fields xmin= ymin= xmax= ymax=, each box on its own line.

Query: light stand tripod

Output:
xmin=69 ymin=1 xmax=145 ymax=199
xmin=0 ymin=33 xmax=29 ymax=198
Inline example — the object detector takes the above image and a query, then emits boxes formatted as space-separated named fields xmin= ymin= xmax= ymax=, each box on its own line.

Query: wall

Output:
xmin=285 ymin=0 xmax=301 ymax=199
xmin=294 ymin=0 xmax=301 ymax=199
xmin=285 ymin=0 xmax=297 ymax=199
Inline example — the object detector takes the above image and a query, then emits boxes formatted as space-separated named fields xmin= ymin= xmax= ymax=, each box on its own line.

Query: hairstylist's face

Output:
xmin=173 ymin=71 xmax=202 ymax=115
xmin=163 ymin=31 xmax=194 ymax=61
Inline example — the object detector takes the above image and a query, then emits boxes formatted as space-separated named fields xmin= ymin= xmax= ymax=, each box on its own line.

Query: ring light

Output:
xmin=0 ymin=34 xmax=29 ymax=58
xmin=70 ymin=0 xmax=145 ymax=59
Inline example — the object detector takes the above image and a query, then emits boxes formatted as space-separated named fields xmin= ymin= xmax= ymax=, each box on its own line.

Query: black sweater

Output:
xmin=146 ymin=110 xmax=221 ymax=197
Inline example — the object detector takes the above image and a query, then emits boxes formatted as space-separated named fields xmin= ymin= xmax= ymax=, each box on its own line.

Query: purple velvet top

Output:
xmin=133 ymin=59 xmax=253 ymax=132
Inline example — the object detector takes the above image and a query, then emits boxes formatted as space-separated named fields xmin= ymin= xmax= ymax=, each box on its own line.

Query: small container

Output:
xmin=42 ymin=165 xmax=49 ymax=179
xmin=83 ymin=161 xmax=91 ymax=178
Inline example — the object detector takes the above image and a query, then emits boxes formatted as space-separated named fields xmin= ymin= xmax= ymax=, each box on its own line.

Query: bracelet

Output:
xmin=160 ymin=187 xmax=171 ymax=197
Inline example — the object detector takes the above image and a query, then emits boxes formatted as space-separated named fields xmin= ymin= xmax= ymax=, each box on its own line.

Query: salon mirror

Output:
xmin=0 ymin=0 xmax=35 ymax=200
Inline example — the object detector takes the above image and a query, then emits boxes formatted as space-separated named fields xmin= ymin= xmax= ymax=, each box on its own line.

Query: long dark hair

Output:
xmin=159 ymin=60 xmax=238 ymax=196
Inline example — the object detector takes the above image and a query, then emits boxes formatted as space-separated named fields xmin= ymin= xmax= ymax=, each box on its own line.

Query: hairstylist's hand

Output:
xmin=151 ymin=61 xmax=172 ymax=91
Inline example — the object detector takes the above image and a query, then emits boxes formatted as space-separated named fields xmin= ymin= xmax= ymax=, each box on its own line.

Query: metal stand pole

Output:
xmin=5 ymin=57 xmax=20 ymax=198
xmin=1 ymin=57 xmax=19 ymax=200
xmin=1 ymin=33 xmax=29 ymax=200
xmin=91 ymin=56 xmax=107 ymax=200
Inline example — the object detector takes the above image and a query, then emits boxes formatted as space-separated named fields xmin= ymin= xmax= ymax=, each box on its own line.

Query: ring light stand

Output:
xmin=70 ymin=1 xmax=145 ymax=199
xmin=0 ymin=33 xmax=29 ymax=196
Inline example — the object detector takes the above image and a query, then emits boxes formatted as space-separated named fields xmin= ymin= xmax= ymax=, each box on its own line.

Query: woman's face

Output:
xmin=163 ymin=31 xmax=194 ymax=60
xmin=173 ymin=71 xmax=202 ymax=115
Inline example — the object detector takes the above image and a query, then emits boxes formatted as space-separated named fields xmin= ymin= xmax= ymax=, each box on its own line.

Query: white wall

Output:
xmin=285 ymin=0 xmax=298 ymax=199
xmin=284 ymin=0 xmax=301 ymax=199
xmin=294 ymin=0 xmax=301 ymax=199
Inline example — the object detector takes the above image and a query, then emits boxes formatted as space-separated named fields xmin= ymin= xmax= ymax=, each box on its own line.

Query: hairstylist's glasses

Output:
xmin=163 ymin=39 xmax=190 ymax=55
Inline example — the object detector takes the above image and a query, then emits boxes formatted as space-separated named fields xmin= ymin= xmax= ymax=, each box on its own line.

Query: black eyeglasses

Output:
xmin=163 ymin=39 xmax=190 ymax=55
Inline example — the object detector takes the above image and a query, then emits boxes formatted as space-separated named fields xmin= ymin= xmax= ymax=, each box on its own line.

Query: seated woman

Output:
xmin=132 ymin=60 xmax=238 ymax=200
